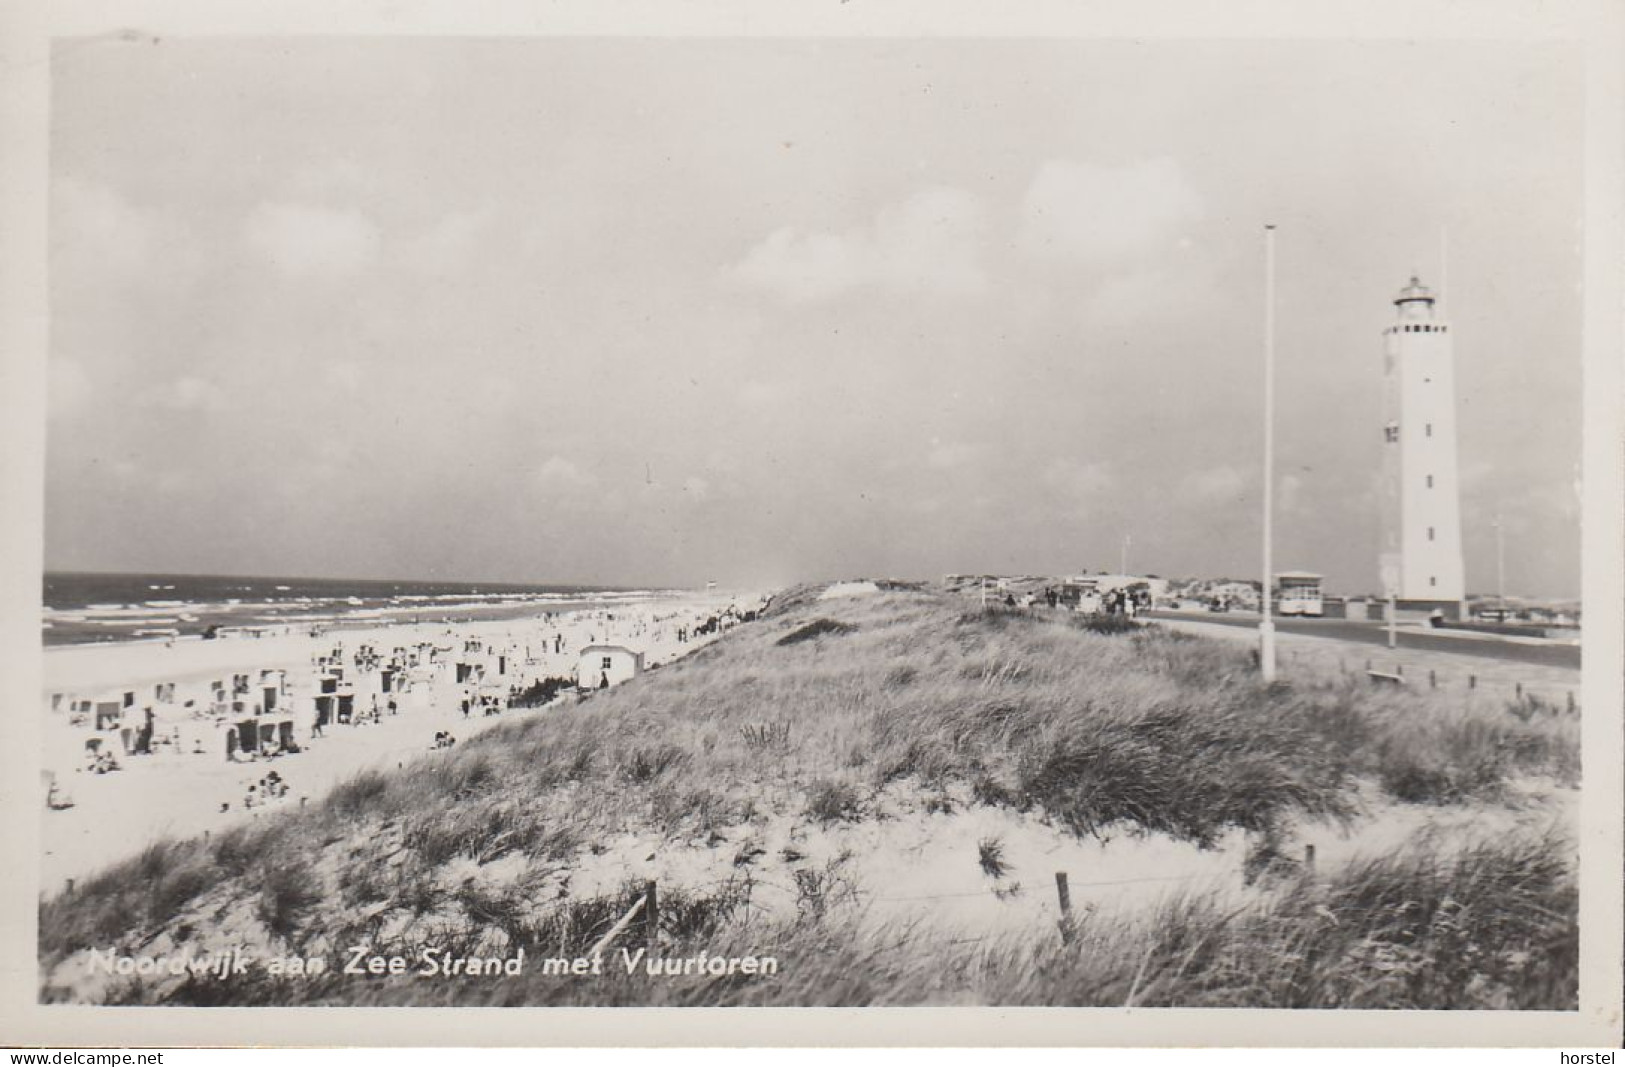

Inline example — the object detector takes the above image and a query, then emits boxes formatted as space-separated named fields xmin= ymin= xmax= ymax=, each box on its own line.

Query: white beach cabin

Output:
xmin=577 ymin=644 xmax=645 ymax=691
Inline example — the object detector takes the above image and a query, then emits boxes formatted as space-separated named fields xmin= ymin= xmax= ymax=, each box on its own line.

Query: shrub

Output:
xmin=1072 ymin=612 xmax=1140 ymax=636
xmin=977 ymin=837 xmax=1009 ymax=879
xmin=326 ymin=768 xmax=392 ymax=818
xmin=739 ymin=722 xmax=792 ymax=749
xmin=255 ymin=856 xmax=319 ymax=940
xmin=804 ymin=778 xmax=862 ymax=823
xmin=777 ymin=618 xmax=855 ymax=646
xmin=621 ymin=744 xmax=687 ymax=784
xmin=511 ymin=675 xmax=576 ymax=708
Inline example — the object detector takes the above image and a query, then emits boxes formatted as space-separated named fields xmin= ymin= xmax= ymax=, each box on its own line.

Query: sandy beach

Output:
xmin=38 ymin=591 xmax=766 ymax=891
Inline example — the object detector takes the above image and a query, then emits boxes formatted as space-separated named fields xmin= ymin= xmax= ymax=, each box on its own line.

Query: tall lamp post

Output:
xmin=1259 ymin=224 xmax=1278 ymax=683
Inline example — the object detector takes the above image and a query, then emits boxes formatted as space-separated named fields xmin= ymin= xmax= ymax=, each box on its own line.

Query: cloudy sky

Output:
xmin=46 ymin=36 xmax=1583 ymax=594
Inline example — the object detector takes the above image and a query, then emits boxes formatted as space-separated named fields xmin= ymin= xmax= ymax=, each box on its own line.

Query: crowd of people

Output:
xmin=227 ymin=769 xmax=291 ymax=812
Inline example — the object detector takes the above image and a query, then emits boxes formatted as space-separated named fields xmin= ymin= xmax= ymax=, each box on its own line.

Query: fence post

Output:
xmin=1469 ymin=674 xmax=1477 ymax=690
xmin=1396 ymin=663 xmax=1403 ymax=678
xmin=1055 ymin=872 xmax=1075 ymax=944
xmin=1568 ymin=691 xmax=1576 ymax=713
xmin=1516 ymin=682 xmax=1524 ymax=700
xmin=1429 ymin=670 xmax=1436 ymax=689
xmin=1304 ymin=844 xmax=1316 ymax=875
xmin=644 ymin=879 xmax=659 ymax=951
xmin=65 ymin=878 xmax=74 ymax=895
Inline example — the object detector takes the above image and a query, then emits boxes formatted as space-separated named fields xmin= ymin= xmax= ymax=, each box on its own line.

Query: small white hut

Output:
xmin=576 ymin=644 xmax=645 ymax=690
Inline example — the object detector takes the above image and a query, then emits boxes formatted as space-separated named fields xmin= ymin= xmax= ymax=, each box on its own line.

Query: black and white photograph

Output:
xmin=2 ymin=0 xmax=1620 ymax=1050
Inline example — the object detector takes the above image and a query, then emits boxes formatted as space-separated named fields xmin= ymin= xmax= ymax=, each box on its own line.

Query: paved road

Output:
xmin=1145 ymin=610 xmax=1582 ymax=670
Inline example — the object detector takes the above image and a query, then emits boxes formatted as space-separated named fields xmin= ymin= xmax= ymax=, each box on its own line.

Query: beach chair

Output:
xmin=94 ymin=701 xmax=122 ymax=730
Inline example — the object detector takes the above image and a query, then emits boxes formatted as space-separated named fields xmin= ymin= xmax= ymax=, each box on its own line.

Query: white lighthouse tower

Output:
xmin=1379 ymin=275 xmax=1466 ymax=617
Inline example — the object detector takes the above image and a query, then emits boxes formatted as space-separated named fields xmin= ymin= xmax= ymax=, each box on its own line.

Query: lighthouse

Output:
xmin=1379 ymin=275 xmax=1466 ymax=618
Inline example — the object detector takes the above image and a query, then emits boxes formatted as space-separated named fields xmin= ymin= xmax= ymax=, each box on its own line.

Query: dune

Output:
xmin=37 ymin=583 xmax=1579 ymax=1009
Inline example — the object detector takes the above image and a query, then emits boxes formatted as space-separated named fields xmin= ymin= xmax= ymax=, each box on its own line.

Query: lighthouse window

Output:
xmin=1428 ymin=527 xmax=1435 ymax=541
xmin=1425 ymin=423 xmax=1433 ymax=437
xmin=1427 ymin=474 xmax=1434 ymax=488
xmin=1430 ymin=576 xmax=1437 ymax=587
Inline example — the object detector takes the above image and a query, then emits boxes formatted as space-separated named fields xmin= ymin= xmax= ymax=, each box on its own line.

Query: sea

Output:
xmin=42 ymin=572 xmax=672 ymax=648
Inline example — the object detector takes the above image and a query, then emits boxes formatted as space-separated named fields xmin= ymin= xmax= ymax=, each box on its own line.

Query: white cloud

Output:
xmin=926 ymin=440 xmax=984 ymax=470
xmin=1042 ymin=458 xmax=1116 ymax=501
xmin=288 ymin=159 xmax=370 ymax=198
xmin=729 ymin=186 xmax=986 ymax=304
xmin=405 ymin=209 xmax=491 ymax=276
xmin=1279 ymin=472 xmax=1307 ymax=516
xmin=244 ymin=202 xmax=380 ymax=280
xmin=533 ymin=455 xmax=596 ymax=491
xmin=137 ymin=375 xmax=228 ymax=413
xmin=324 ymin=361 xmax=366 ymax=393
xmin=1019 ymin=158 xmax=1202 ymax=267
xmin=54 ymin=177 xmax=158 ymax=277
xmin=1183 ymin=464 xmax=1249 ymax=501
xmin=737 ymin=379 xmax=798 ymax=406
xmin=49 ymin=358 xmax=91 ymax=420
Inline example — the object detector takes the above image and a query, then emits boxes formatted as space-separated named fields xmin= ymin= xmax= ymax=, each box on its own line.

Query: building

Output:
xmin=1380 ymin=275 xmax=1466 ymax=618
xmin=577 ymin=644 xmax=645 ymax=690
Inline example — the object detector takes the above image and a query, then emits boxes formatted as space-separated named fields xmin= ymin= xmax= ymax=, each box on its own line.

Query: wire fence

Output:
xmin=1297 ymin=648 xmax=1582 ymax=712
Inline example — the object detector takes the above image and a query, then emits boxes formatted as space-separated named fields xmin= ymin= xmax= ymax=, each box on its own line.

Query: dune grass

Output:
xmin=38 ymin=586 xmax=1580 ymax=1007
xmin=69 ymin=830 xmax=1574 ymax=1009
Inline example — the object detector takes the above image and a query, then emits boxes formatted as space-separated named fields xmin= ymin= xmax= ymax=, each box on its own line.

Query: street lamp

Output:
xmin=1259 ymin=224 xmax=1278 ymax=683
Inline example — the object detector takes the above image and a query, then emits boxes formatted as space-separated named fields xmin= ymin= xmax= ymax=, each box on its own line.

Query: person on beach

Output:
xmin=136 ymin=708 xmax=155 ymax=755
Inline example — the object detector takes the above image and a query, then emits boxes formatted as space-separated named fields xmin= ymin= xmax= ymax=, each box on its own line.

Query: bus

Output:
xmin=1276 ymin=572 xmax=1324 ymax=617
xmin=1059 ymin=577 xmax=1102 ymax=615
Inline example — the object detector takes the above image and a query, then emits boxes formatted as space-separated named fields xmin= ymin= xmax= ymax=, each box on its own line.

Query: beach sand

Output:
xmin=38 ymin=592 xmax=763 ymax=892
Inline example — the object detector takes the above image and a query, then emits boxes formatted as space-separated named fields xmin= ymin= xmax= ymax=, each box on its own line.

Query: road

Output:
xmin=1145 ymin=610 xmax=1582 ymax=670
